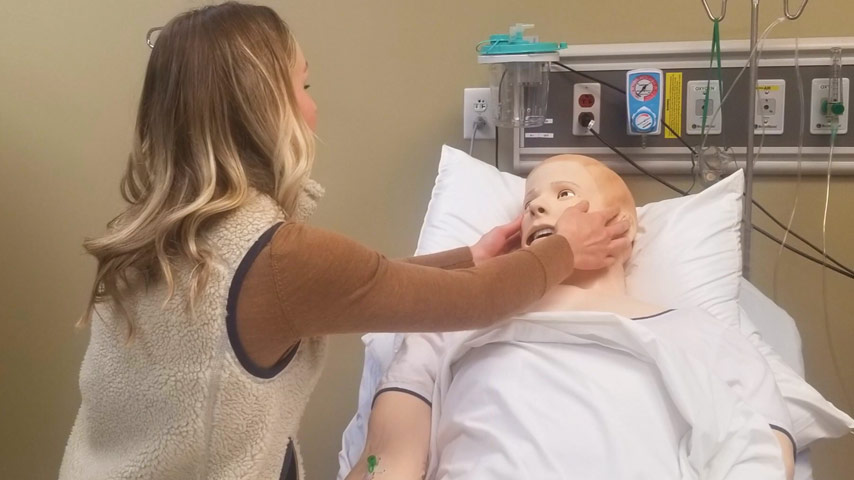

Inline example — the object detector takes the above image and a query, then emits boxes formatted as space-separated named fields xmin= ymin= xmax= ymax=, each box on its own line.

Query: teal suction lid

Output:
xmin=478 ymin=24 xmax=566 ymax=56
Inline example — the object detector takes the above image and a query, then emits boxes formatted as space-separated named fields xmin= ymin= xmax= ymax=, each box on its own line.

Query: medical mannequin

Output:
xmin=346 ymin=155 xmax=795 ymax=480
xmin=521 ymin=155 xmax=663 ymax=318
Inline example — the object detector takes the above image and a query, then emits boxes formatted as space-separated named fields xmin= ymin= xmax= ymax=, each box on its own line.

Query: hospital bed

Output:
xmin=335 ymin=142 xmax=854 ymax=478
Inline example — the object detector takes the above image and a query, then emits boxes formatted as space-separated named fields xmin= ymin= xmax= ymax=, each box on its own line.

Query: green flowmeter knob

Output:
xmin=822 ymin=100 xmax=846 ymax=116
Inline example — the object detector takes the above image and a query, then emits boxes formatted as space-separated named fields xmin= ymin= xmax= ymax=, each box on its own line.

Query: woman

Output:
xmin=59 ymin=3 xmax=629 ymax=479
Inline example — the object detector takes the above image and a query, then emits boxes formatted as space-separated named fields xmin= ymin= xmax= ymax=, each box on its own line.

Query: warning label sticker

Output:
xmin=665 ymin=72 xmax=683 ymax=139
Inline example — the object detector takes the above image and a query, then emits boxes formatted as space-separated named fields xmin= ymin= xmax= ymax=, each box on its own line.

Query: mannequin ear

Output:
xmin=617 ymin=211 xmax=638 ymax=242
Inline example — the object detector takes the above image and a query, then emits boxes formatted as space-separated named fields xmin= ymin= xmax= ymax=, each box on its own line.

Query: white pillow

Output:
xmin=416 ymin=145 xmax=744 ymax=327
xmin=627 ymin=170 xmax=744 ymax=327
xmin=415 ymin=146 xmax=525 ymax=255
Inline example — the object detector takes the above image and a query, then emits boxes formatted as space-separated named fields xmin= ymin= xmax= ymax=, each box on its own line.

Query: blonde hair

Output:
xmin=81 ymin=2 xmax=315 ymax=336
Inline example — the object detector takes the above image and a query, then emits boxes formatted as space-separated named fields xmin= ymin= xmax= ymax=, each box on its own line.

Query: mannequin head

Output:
xmin=522 ymin=155 xmax=637 ymax=265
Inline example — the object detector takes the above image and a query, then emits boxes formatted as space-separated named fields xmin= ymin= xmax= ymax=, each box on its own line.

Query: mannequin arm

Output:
xmin=772 ymin=430 xmax=795 ymax=480
xmin=345 ymin=391 xmax=432 ymax=480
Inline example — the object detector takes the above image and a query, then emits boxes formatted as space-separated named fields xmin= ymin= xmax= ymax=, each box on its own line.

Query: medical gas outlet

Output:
xmin=754 ymin=80 xmax=785 ymax=135
xmin=626 ymin=69 xmax=664 ymax=136
xmin=572 ymin=83 xmax=601 ymax=136
xmin=810 ymin=78 xmax=850 ymax=135
xmin=686 ymin=80 xmax=722 ymax=135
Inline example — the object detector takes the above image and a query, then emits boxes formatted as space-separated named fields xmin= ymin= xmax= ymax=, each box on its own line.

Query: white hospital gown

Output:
xmin=378 ymin=308 xmax=792 ymax=480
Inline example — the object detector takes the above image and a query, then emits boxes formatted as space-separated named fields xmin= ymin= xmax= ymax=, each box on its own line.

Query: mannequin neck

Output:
xmin=562 ymin=262 xmax=628 ymax=296
xmin=528 ymin=261 xmax=664 ymax=318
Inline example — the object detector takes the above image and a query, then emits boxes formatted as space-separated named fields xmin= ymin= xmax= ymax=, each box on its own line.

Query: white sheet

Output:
xmin=337 ymin=280 xmax=849 ymax=479
xmin=427 ymin=311 xmax=786 ymax=480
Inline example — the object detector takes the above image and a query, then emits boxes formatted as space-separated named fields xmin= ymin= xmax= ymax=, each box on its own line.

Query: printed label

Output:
xmin=524 ymin=132 xmax=554 ymax=139
xmin=665 ymin=72 xmax=683 ymax=138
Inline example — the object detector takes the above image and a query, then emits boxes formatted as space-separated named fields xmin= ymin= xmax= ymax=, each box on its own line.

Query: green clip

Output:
xmin=367 ymin=455 xmax=378 ymax=474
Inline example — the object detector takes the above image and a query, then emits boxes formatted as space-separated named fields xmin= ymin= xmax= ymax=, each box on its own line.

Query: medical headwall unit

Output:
xmin=513 ymin=39 xmax=853 ymax=174
xmin=485 ymin=2 xmax=851 ymax=278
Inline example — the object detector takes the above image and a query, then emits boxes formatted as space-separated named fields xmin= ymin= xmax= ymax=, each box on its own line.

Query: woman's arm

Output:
xmin=262 ymin=222 xmax=572 ymax=337
xmin=399 ymin=215 xmax=524 ymax=269
xmin=234 ymin=222 xmax=569 ymax=367
xmin=399 ymin=247 xmax=474 ymax=269
xmin=237 ymin=205 xmax=627 ymax=365
xmin=345 ymin=391 xmax=431 ymax=480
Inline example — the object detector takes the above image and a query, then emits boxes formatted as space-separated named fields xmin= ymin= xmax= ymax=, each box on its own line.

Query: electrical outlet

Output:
xmin=572 ymin=83 xmax=601 ymax=136
xmin=685 ymin=80 xmax=722 ymax=135
xmin=463 ymin=87 xmax=496 ymax=140
xmin=754 ymin=79 xmax=785 ymax=135
xmin=810 ymin=78 xmax=850 ymax=135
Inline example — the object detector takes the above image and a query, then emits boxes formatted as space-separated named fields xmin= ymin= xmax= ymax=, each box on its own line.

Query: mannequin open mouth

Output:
xmin=526 ymin=226 xmax=555 ymax=246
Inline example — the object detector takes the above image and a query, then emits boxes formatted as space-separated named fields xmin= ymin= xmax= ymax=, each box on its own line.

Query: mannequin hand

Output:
xmin=471 ymin=215 xmax=523 ymax=265
xmin=555 ymin=201 xmax=631 ymax=270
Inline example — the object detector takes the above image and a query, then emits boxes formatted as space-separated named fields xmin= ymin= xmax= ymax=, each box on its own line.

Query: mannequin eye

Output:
xmin=557 ymin=189 xmax=575 ymax=199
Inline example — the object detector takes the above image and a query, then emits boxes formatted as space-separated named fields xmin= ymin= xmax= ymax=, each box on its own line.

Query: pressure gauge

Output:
xmin=630 ymin=75 xmax=659 ymax=102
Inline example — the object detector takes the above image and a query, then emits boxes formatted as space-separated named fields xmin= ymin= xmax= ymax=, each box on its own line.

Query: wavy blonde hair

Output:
xmin=81 ymin=2 xmax=315 ymax=336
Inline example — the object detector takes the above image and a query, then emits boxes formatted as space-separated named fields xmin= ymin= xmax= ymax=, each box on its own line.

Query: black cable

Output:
xmin=558 ymin=62 xmax=854 ymax=275
xmin=554 ymin=62 xmax=626 ymax=94
xmin=553 ymin=62 xmax=697 ymax=156
xmin=553 ymin=61 xmax=698 ymax=193
xmin=494 ymin=68 xmax=507 ymax=170
xmin=754 ymin=225 xmax=854 ymax=280
xmin=587 ymin=125 xmax=688 ymax=196
xmin=728 ymin=150 xmax=853 ymax=274
xmin=752 ymin=199 xmax=854 ymax=275
xmin=495 ymin=126 xmax=499 ymax=169
xmin=586 ymin=122 xmax=854 ymax=281
xmin=685 ymin=149 xmax=698 ymax=195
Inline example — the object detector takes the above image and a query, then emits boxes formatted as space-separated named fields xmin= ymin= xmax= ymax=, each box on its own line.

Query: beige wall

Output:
xmin=1 ymin=0 xmax=852 ymax=478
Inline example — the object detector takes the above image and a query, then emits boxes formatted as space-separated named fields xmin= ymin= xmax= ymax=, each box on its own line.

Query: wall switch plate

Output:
xmin=686 ymin=80 xmax=722 ymax=135
xmin=810 ymin=78 xmax=850 ymax=135
xmin=463 ymin=87 xmax=496 ymax=140
xmin=754 ymin=79 xmax=785 ymax=135
xmin=572 ymin=83 xmax=601 ymax=136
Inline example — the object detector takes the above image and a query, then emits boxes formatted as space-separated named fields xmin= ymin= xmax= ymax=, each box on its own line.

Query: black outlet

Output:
xmin=578 ymin=112 xmax=596 ymax=129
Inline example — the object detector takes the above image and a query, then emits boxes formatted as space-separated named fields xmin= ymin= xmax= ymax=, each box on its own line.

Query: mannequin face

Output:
xmin=522 ymin=155 xmax=637 ymax=260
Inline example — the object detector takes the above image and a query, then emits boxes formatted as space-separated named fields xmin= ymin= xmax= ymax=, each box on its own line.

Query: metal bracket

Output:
xmin=700 ymin=0 xmax=811 ymax=23
xmin=784 ymin=0 xmax=810 ymax=20
xmin=700 ymin=0 xmax=728 ymax=22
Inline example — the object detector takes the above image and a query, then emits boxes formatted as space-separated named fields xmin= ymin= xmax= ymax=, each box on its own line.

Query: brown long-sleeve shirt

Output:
xmin=236 ymin=222 xmax=573 ymax=368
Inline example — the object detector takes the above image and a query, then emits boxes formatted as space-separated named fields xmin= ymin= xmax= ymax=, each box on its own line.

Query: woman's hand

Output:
xmin=555 ymin=201 xmax=631 ymax=270
xmin=470 ymin=215 xmax=523 ymax=265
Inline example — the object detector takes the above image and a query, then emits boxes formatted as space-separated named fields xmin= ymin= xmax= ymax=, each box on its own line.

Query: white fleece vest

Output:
xmin=60 ymin=190 xmax=327 ymax=480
